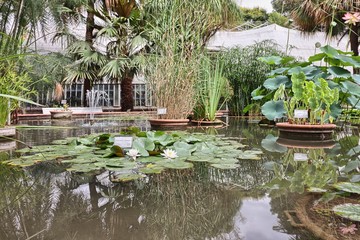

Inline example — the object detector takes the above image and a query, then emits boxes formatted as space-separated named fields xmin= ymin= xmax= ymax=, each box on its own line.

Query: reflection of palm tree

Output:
xmin=137 ymin=169 xmax=245 ymax=239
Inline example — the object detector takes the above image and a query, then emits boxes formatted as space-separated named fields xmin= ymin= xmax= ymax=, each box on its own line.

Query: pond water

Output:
xmin=0 ymin=117 xmax=359 ymax=240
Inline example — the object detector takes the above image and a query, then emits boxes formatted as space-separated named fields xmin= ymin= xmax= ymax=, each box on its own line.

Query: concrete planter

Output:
xmin=0 ymin=126 xmax=16 ymax=137
xmin=50 ymin=110 xmax=73 ymax=119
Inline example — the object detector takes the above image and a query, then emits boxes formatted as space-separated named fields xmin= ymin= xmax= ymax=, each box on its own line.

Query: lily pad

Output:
xmin=139 ymin=164 xmax=165 ymax=174
xmin=333 ymin=203 xmax=360 ymax=222
xmin=159 ymin=160 xmax=193 ymax=169
xmin=111 ymin=173 xmax=145 ymax=182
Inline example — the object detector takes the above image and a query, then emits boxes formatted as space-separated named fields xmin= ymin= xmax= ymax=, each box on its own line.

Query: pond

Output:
xmin=0 ymin=117 xmax=359 ymax=240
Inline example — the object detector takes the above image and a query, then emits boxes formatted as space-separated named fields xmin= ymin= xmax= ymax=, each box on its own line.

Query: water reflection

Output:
xmin=2 ymin=118 xmax=353 ymax=239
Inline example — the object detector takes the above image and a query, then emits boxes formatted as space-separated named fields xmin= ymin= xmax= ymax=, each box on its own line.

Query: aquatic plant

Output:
xmin=4 ymin=129 xmax=263 ymax=182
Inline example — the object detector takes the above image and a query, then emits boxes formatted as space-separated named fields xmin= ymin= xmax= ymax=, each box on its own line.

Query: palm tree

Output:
xmin=292 ymin=0 xmax=360 ymax=57
xmin=63 ymin=0 xmax=146 ymax=110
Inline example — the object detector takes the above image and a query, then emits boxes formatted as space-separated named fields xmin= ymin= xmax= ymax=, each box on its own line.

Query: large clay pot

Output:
xmin=148 ymin=118 xmax=189 ymax=129
xmin=276 ymin=122 xmax=337 ymax=141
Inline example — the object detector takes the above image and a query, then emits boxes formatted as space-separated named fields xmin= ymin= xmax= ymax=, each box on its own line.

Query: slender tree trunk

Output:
xmin=83 ymin=0 xmax=95 ymax=106
xmin=120 ymin=69 xmax=134 ymax=111
xmin=350 ymin=24 xmax=359 ymax=73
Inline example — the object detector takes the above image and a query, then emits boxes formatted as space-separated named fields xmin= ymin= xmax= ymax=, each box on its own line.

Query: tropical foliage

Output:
xmin=254 ymin=45 xmax=360 ymax=122
xmin=219 ymin=40 xmax=284 ymax=116
xmin=5 ymin=129 xmax=263 ymax=181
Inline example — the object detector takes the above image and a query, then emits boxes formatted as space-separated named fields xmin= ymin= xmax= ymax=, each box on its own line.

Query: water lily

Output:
xmin=161 ymin=149 xmax=178 ymax=159
xmin=343 ymin=12 xmax=360 ymax=25
xmin=126 ymin=149 xmax=141 ymax=160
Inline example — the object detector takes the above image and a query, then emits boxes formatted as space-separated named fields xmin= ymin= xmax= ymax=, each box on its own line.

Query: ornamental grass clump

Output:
xmin=193 ymin=57 xmax=231 ymax=121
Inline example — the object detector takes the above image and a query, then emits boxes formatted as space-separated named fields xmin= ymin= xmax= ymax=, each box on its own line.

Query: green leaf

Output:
xmin=351 ymin=175 xmax=360 ymax=183
xmin=0 ymin=93 xmax=43 ymax=106
xmin=111 ymin=174 xmax=145 ymax=182
xmin=258 ymin=56 xmax=283 ymax=65
xmin=159 ymin=160 xmax=193 ymax=169
xmin=333 ymin=182 xmax=360 ymax=194
xmin=341 ymin=81 xmax=360 ymax=97
xmin=327 ymin=66 xmax=351 ymax=78
xmin=261 ymin=135 xmax=287 ymax=153
xmin=333 ymin=204 xmax=360 ymax=222
xmin=263 ymin=76 xmax=290 ymax=90
xmin=261 ymin=100 xmax=286 ymax=120
xmin=308 ymin=53 xmax=326 ymax=62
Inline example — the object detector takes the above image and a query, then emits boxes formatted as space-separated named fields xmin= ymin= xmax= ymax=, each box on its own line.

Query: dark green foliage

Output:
xmin=219 ymin=40 xmax=285 ymax=116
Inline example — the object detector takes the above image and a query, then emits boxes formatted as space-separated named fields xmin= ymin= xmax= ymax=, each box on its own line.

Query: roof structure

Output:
xmin=207 ymin=24 xmax=349 ymax=61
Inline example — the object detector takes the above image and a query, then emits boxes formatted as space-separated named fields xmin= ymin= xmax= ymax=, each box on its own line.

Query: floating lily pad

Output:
xmin=333 ymin=203 xmax=360 ymax=222
xmin=139 ymin=164 xmax=165 ymax=174
xmin=186 ymin=155 xmax=213 ymax=162
xmin=159 ymin=160 xmax=193 ymax=169
xmin=111 ymin=174 xmax=145 ymax=182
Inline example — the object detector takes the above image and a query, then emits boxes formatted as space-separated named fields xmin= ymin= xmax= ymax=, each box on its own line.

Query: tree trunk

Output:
xmin=83 ymin=0 xmax=95 ymax=106
xmin=350 ymin=24 xmax=359 ymax=73
xmin=120 ymin=70 xmax=134 ymax=111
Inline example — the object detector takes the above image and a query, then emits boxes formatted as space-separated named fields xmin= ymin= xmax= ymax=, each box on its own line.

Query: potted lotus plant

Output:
xmin=266 ymin=72 xmax=339 ymax=140
xmin=253 ymin=45 xmax=360 ymax=141
xmin=50 ymin=103 xmax=73 ymax=119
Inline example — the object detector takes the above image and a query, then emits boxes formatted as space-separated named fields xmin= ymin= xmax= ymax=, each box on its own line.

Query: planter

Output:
xmin=148 ymin=119 xmax=189 ymax=129
xmin=276 ymin=122 xmax=336 ymax=141
xmin=50 ymin=110 xmax=73 ymax=119
xmin=0 ymin=140 xmax=16 ymax=151
xmin=0 ymin=126 xmax=16 ymax=137
xmin=276 ymin=138 xmax=336 ymax=149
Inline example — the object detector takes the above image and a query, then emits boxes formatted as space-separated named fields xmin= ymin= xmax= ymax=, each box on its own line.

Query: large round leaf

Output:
xmin=261 ymin=100 xmax=286 ymax=120
xmin=263 ymin=76 xmax=289 ymax=90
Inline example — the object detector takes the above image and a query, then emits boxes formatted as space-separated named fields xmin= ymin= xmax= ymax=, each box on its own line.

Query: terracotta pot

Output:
xmin=276 ymin=138 xmax=336 ymax=149
xmin=276 ymin=122 xmax=336 ymax=141
xmin=50 ymin=110 xmax=73 ymax=119
xmin=148 ymin=118 xmax=189 ymax=129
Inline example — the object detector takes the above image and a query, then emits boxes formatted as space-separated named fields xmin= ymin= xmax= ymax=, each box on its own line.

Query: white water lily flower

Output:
xmin=126 ymin=149 xmax=141 ymax=160
xmin=161 ymin=149 xmax=178 ymax=159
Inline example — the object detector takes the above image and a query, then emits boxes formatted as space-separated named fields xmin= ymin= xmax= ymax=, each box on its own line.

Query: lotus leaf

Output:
xmin=261 ymin=135 xmax=287 ymax=153
xmin=263 ymin=76 xmax=290 ymax=90
xmin=327 ymin=66 xmax=351 ymax=78
xmin=333 ymin=182 xmax=360 ymax=194
xmin=333 ymin=204 xmax=360 ymax=222
xmin=261 ymin=100 xmax=286 ymax=120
